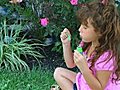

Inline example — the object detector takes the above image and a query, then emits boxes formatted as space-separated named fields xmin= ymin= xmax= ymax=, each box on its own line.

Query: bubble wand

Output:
xmin=76 ymin=46 xmax=83 ymax=54
xmin=66 ymin=31 xmax=83 ymax=54
xmin=76 ymin=41 xmax=84 ymax=54
xmin=66 ymin=33 xmax=71 ymax=41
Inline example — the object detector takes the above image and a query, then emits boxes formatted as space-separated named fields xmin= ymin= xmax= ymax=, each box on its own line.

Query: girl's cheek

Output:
xmin=85 ymin=31 xmax=90 ymax=35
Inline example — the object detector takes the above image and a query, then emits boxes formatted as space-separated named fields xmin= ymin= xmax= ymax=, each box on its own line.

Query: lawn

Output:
xmin=0 ymin=67 xmax=55 ymax=90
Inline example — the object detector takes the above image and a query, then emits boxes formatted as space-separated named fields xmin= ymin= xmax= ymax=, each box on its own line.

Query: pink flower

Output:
xmin=40 ymin=18 xmax=49 ymax=27
xmin=70 ymin=0 xmax=78 ymax=5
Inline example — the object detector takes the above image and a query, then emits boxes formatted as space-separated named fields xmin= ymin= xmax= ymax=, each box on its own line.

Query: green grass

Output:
xmin=0 ymin=68 xmax=55 ymax=90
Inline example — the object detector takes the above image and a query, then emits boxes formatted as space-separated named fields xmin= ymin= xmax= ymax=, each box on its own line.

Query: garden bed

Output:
xmin=25 ymin=44 xmax=66 ymax=71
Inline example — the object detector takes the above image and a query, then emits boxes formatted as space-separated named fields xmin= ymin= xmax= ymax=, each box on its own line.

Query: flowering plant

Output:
xmin=70 ymin=0 xmax=78 ymax=5
xmin=38 ymin=0 xmax=90 ymax=52
xmin=40 ymin=18 xmax=49 ymax=27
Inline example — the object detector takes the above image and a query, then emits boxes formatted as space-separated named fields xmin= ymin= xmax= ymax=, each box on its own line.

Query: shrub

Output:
xmin=0 ymin=19 xmax=44 ymax=71
xmin=38 ymin=0 xmax=84 ymax=52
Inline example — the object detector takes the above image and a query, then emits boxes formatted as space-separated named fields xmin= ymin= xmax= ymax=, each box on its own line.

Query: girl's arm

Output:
xmin=82 ymin=69 xmax=111 ymax=90
xmin=63 ymin=44 xmax=76 ymax=68
xmin=74 ymin=50 xmax=112 ymax=90
xmin=60 ymin=28 xmax=76 ymax=68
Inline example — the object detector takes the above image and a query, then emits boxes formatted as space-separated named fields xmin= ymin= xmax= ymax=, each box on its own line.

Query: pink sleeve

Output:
xmin=95 ymin=51 xmax=115 ymax=71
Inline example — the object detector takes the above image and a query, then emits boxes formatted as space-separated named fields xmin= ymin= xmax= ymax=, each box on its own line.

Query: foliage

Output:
xmin=1 ymin=0 xmax=89 ymax=52
xmin=0 ymin=0 xmax=120 ymax=54
xmin=0 ymin=67 xmax=55 ymax=90
xmin=0 ymin=19 xmax=44 ymax=71
xmin=36 ymin=0 xmax=86 ymax=52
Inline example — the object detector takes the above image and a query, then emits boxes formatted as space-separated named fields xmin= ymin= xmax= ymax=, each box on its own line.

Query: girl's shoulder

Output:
xmin=95 ymin=50 xmax=116 ymax=71
xmin=98 ymin=50 xmax=114 ymax=60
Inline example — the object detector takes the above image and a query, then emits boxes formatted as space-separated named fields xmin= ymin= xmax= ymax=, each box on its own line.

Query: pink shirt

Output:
xmin=76 ymin=51 xmax=120 ymax=90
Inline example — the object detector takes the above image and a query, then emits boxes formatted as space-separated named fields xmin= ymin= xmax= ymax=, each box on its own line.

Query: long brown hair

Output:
xmin=77 ymin=0 xmax=120 ymax=81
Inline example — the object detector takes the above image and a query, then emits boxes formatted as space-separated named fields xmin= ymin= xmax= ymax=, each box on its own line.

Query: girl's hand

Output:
xmin=74 ymin=50 xmax=89 ymax=73
xmin=60 ymin=28 xmax=71 ymax=45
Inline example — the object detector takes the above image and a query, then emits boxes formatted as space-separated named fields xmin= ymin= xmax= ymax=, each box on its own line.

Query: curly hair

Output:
xmin=76 ymin=0 xmax=120 ymax=81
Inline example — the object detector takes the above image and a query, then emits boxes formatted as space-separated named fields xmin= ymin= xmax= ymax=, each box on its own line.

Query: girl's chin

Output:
xmin=81 ymin=39 xmax=91 ymax=43
xmin=80 ymin=35 xmax=91 ymax=42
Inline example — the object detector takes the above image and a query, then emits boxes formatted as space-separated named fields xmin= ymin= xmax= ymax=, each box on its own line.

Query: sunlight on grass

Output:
xmin=0 ymin=68 xmax=55 ymax=90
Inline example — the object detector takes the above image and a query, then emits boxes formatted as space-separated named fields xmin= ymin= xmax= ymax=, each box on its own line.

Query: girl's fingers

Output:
xmin=73 ymin=54 xmax=77 ymax=61
xmin=74 ymin=50 xmax=84 ymax=61
xmin=60 ymin=32 xmax=68 ymax=40
xmin=63 ymin=28 xmax=71 ymax=35
xmin=74 ymin=51 xmax=79 ymax=61
xmin=60 ymin=28 xmax=71 ymax=43
xmin=63 ymin=28 xmax=69 ymax=32
xmin=74 ymin=50 xmax=86 ymax=62
xmin=74 ymin=50 xmax=82 ymax=57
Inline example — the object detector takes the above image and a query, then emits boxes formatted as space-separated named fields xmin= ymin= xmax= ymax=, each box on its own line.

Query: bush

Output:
xmin=0 ymin=19 xmax=44 ymax=71
xmin=36 ymin=0 xmax=89 ymax=52
xmin=4 ymin=0 xmax=92 ymax=52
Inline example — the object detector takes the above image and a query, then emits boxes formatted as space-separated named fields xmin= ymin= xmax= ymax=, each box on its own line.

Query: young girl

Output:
xmin=53 ymin=0 xmax=120 ymax=90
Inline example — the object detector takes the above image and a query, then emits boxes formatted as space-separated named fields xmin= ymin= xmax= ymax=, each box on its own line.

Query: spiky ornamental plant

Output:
xmin=0 ymin=19 xmax=44 ymax=71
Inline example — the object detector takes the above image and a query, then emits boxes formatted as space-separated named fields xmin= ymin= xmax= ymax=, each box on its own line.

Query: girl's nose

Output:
xmin=79 ymin=26 xmax=82 ymax=32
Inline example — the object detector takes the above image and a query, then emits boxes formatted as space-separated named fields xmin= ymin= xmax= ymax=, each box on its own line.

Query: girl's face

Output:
xmin=79 ymin=19 xmax=100 ymax=43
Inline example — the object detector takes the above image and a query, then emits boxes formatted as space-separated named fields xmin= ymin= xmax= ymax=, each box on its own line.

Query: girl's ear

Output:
xmin=94 ymin=29 xmax=102 ymax=37
xmin=96 ymin=31 xmax=102 ymax=38
xmin=98 ymin=32 xmax=102 ymax=37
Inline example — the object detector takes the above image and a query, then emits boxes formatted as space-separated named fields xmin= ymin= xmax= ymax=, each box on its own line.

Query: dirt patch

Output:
xmin=25 ymin=45 xmax=66 ymax=71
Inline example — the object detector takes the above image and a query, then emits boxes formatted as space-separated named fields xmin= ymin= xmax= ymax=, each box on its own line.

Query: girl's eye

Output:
xmin=81 ymin=24 xmax=87 ymax=29
xmin=83 ymin=26 xmax=87 ymax=29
